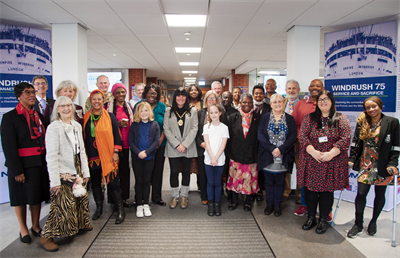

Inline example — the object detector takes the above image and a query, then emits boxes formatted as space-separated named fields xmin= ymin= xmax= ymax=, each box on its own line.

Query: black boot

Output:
xmin=111 ymin=190 xmax=126 ymax=224
xmin=215 ymin=202 xmax=221 ymax=216
xmin=316 ymin=217 xmax=330 ymax=234
xmin=92 ymin=187 xmax=103 ymax=220
xmin=302 ymin=215 xmax=317 ymax=230
xmin=208 ymin=202 xmax=215 ymax=216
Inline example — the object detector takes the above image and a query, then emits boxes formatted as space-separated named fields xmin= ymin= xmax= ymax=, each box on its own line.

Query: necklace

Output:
xmin=90 ymin=110 xmax=102 ymax=137
xmin=175 ymin=110 xmax=187 ymax=126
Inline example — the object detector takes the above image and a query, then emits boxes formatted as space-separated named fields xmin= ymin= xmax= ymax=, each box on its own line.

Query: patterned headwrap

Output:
xmin=89 ymin=89 xmax=105 ymax=100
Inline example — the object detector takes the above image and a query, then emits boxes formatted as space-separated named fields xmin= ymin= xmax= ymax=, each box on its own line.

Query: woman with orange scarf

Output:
xmin=83 ymin=90 xmax=125 ymax=224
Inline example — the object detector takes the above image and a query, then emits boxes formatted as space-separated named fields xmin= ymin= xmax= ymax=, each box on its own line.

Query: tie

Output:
xmin=40 ymin=98 xmax=46 ymax=114
xmin=288 ymin=101 xmax=294 ymax=115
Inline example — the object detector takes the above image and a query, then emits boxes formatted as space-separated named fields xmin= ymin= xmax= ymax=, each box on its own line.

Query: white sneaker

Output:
xmin=143 ymin=204 xmax=152 ymax=217
xmin=136 ymin=205 xmax=144 ymax=218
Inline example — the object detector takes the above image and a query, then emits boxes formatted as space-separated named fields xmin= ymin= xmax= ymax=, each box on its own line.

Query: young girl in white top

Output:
xmin=203 ymin=104 xmax=229 ymax=216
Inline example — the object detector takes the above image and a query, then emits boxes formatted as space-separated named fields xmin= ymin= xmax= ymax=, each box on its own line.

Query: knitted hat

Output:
xmin=111 ymin=83 xmax=127 ymax=95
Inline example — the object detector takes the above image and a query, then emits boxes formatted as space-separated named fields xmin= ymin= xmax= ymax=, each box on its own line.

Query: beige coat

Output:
xmin=163 ymin=107 xmax=198 ymax=158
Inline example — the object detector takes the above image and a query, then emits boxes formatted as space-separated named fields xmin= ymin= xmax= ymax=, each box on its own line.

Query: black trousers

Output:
xmin=132 ymin=159 xmax=154 ymax=205
xmin=197 ymin=156 xmax=208 ymax=201
xmin=151 ymin=145 xmax=166 ymax=203
xmin=119 ymin=149 xmax=130 ymax=200
xmin=90 ymin=168 xmax=120 ymax=194
xmin=304 ymin=187 xmax=333 ymax=218
xmin=169 ymin=157 xmax=192 ymax=187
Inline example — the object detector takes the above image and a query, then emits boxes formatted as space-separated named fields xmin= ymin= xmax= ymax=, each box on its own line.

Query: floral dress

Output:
xmin=358 ymin=124 xmax=399 ymax=185
xmin=297 ymin=113 xmax=351 ymax=192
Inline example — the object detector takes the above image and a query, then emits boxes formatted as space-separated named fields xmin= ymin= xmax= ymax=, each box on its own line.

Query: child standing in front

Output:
xmin=203 ymin=104 xmax=229 ymax=216
xmin=128 ymin=102 xmax=160 ymax=218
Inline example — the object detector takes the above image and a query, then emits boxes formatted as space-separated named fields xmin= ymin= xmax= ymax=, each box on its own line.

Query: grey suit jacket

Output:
xmin=163 ymin=106 xmax=198 ymax=158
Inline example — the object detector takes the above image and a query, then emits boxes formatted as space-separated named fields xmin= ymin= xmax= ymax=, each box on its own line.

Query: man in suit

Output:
xmin=32 ymin=75 xmax=55 ymax=118
xmin=281 ymin=80 xmax=301 ymax=203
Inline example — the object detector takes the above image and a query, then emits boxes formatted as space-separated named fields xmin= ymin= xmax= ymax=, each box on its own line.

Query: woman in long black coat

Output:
xmin=1 ymin=82 xmax=50 ymax=244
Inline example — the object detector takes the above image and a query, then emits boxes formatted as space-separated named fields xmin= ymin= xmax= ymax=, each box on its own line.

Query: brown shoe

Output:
xmin=81 ymin=225 xmax=93 ymax=231
xmin=282 ymin=195 xmax=288 ymax=202
xmin=201 ymin=200 xmax=208 ymax=205
xmin=40 ymin=237 xmax=59 ymax=252
xmin=169 ymin=197 xmax=179 ymax=209
xmin=180 ymin=197 xmax=188 ymax=209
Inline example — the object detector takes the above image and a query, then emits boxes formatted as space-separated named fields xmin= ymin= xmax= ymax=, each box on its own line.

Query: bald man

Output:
xmin=85 ymin=75 xmax=114 ymax=112
xmin=264 ymin=79 xmax=277 ymax=104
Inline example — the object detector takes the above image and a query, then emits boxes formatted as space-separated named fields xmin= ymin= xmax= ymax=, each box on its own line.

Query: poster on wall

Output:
xmin=324 ymin=20 xmax=399 ymax=211
xmin=0 ymin=24 xmax=52 ymax=204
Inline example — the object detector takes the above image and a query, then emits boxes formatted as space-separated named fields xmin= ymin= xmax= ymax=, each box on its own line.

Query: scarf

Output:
xmin=239 ymin=107 xmax=253 ymax=139
xmin=16 ymin=102 xmax=45 ymax=140
xmin=253 ymin=99 xmax=265 ymax=114
xmin=106 ymin=98 xmax=134 ymax=126
xmin=83 ymin=109 xmax=117 ymax=183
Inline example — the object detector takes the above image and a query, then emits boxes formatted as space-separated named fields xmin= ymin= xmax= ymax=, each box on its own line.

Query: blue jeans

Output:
xmin=264 ymin=171 xmax=286 ymax=207
xmin=204 ymin=164 xmax=224 ymax=202
xmin=301 ymin=187 xmax=306 ymax=206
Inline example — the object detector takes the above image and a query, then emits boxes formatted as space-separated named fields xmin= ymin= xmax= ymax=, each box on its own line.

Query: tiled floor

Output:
xmin=0 ymin=160 xmax=399 ymax=257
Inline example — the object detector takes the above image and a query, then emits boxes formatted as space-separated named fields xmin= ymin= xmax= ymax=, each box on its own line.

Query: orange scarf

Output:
xmin=83 ymin=109 xmax=117 ymax=182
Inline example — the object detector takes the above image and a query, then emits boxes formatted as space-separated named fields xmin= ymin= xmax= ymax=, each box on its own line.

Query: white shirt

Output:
xmin=202 ymin=122 xmax=229 ymax=166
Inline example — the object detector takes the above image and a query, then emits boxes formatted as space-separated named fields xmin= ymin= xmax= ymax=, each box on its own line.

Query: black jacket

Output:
xmin=226 ymin=111 xmax=260 ymax=164
xmin=223 ymin=107 xmax=239 ymax=159
xmin=258 ymin=112 xmax=297 ymax=173
xmin=349 ymin=114 xmax=400 ymax=178
xmin=1 ymin=108 xmax=46 ymax=177
xmin=195 ymin=108 xmax=207 ymax=157
xmin=33 ymin=97 xmax=55 ymax=128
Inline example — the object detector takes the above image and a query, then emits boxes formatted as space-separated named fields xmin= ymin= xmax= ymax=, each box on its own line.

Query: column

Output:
xmin=286 ymin=26 xmax=320 ymax=92
xmin=52 ymin=23 xmax=87 ymax=106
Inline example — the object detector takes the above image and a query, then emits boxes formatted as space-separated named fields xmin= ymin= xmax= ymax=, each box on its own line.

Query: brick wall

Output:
xmin=222 ymin=78 xmax=229 ymax=92
xmin=231 ymin=69 xmax=249 ymax=93
xmin=146 ymin=77 xmax=157 ymax=85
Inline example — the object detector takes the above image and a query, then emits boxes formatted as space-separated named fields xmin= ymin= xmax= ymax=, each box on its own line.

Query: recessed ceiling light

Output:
xmin=182 ymin=71 xmax=198 ymax=74
xmin=187 ymin=54 xmax=190 ymax=56
xmin=113 ymin=54 xmax=116 ymax=56
xmin=179 ymin=62 xmax=199 ymax=66
xmin=175 ymin=47 xmax=201 ymax=53
xmin=184 ymin=77 xmax=196 ymax=80
xmin=165 ymin=15 xmax=206 ymax=27
xmin=185 ymin=38 xmax=190 ymax=41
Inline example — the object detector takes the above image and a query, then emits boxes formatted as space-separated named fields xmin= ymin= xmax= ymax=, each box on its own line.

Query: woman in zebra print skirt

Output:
xmin=39 ymin=96 xmax=92 ymax=252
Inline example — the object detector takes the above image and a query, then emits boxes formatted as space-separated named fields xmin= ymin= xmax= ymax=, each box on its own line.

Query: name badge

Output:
xmin=319 ymin=136 xmax=328 ymax=143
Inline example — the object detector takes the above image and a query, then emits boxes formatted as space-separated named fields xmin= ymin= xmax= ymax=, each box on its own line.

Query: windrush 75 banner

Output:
xmin=324 ymin=20 xmax=399 ymax=211
xmin=0 ymin=24 xmax=52 ymax=204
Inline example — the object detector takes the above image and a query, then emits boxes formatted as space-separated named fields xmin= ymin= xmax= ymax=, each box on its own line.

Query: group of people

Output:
xmin=1 ymin=75 xmax=399 ymax=253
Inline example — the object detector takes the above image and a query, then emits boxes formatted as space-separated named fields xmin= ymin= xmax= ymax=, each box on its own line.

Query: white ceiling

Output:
xmin=1 ymin=0 xmax=399 ymax=85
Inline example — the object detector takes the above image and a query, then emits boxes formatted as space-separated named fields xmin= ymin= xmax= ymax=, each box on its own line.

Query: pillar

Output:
xmin=52 ymin=23 xmax=87 ymax=106
xmin=286 ymin=26 xmax=320 ymax=92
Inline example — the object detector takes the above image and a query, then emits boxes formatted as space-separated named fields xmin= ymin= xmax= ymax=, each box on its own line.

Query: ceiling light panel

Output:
xmin=182 ymin=71 xmax=198 ymax=73
xmin=184 ymin=77 xmax=197 ymax=79
xmin=175 ymin=47 xmax=202 ymax=53
xmin=179 ymin=62 xmax=199 ymax=66
xmin=165 ymin=15 xmax=207 ymax=27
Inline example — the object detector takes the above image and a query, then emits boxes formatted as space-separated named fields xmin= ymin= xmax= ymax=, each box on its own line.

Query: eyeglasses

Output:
xmin=34 ymin=82 xmax=47 ymax=86
xmin=22 ymin=90 xmax=38 ymax=95
xmin=318 ymin=97 xmax=330 ymax=103
xmin=147 ymin=91 xmax=157 ymax=96
xmin=59 ymin=104 xmax=73 ymax=109
xmin=207 ymin=97 xmax=217 ymax=100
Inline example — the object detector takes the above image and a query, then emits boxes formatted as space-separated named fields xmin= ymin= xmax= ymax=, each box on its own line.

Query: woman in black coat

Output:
xmin=226 ymin=93 xmax=260 ymax=212
xmin=347 ymin=96 xmax=400 ymax=238
xmin=258 ymin=94 xmax=297 ymax=217
xmin=1 ymin=82 xmax=50 ymax=244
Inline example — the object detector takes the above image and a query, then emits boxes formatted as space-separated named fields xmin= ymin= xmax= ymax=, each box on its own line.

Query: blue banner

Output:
xmin=325 ymin=75 xmax=396 ymax=112
xmin=0 ymin=73 xmax=53 ymax=108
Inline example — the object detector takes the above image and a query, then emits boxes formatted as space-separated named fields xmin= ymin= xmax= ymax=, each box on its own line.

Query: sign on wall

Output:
xmin=0 ymin=24 xmax=52 ymax=204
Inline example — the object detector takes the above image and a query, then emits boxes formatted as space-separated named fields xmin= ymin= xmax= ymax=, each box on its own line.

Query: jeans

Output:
xmin=204 ymin=164 xmax=224 ymax=202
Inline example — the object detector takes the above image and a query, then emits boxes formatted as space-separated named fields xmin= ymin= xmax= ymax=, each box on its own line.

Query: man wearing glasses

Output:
xmin=32 ymin=75 xmax=55 ymax=117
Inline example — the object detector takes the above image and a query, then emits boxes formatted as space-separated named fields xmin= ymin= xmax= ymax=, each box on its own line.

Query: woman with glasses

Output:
xmin=347 ymin=97 xmax=399 ymax=238
xmin=133 ymin=83 xmax=167 ymax=206
xmin=39 ymin=96 xmax=92 ymax=252
xmin=297 ymin=90 xmax=351 ymax=234
xmin=1 ymin=83 xmax=50 ymax=245
xmin=195 ymin=90 xmax=220 ymax=205
xmin=163 ymin=87 xmax=198 ymax=209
